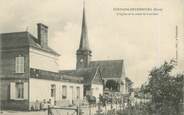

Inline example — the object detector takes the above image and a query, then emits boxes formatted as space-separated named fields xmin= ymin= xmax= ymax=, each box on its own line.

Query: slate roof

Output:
xmin=0 ymin=31 xmax=60 ymax=56
xmin=60 ymin=59 xmax=125 ymax=85
xmin=60 ymin=67 xmax=101 ymax=85
xmin=89 ymin=59 xmax=125 ymax=78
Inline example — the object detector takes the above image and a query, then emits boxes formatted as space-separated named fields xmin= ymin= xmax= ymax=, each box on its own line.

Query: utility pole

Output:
xmin=175 ymin=25 xmax=184 ymax=115
xmin=182 ymin=77 xmax=184 ymax=115
xmin=175 ymin=25 xmax=178 ymax=65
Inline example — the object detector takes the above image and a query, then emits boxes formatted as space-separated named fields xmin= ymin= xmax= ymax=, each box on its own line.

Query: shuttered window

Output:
xmin=10 ymin=82 xmax=28 ymax=100
xmin=16 ymin=82 xmax=24 ymax=98
xmin=23 ymin=82 xmax=28 ymax=99
xmin=10 ymin=82 xmax=16 ymax=100
xmin=15 ymin=56 xmax=25 ymax=73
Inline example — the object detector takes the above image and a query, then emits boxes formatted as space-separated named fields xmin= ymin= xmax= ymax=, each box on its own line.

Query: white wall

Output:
xmin=29 ymin=48 xmax=59 ymax=72
xmin=29 ymin=78 xmax=83 ymax=105
xmin=91 ymin=84 xmax=103 ymax=100
xmin=61 ymin=82 xmax=83 ymax=102
xmin=121 ymin=79 xmax=127 ymax=94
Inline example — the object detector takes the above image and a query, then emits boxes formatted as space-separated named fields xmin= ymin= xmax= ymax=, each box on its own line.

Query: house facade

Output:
xmin=0 ymin=23 xmax=84 ymax=110
xmin=29 ymin=74 xmax=83 ymax=107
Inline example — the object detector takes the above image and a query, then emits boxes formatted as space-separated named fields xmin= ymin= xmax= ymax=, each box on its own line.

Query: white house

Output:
xmin=29 ymin=75 xmax=83 ymax=107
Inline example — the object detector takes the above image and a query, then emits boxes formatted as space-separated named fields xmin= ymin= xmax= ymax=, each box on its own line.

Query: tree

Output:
xmin=141 ymin=61 xmax=183 ymax=115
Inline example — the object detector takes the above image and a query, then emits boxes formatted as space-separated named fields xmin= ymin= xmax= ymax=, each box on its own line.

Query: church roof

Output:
xmin=0 ymin=31 xmax=60 ymax=56
xmin=60 ymin=67 xmax=102 ymax=85
xmin=89 ymin=59 xmax=125 ymax=78
xmin=60 ymin=59 xmax=125 ymax=85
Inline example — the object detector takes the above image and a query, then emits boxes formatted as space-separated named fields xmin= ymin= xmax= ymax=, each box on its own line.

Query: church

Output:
xmin=60 ymin=5 xmax=129 ymax=98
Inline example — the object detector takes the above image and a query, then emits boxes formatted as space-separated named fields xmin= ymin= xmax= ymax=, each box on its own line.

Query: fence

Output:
xmin=48 ymin=105 xmax=81 ymax=115
xmin=48 ymin=103 xmax=123 ymax=115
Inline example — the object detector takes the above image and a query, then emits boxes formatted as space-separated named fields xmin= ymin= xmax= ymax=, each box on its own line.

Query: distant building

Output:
xmin=0 ymin=24 xmax=83 ymax=110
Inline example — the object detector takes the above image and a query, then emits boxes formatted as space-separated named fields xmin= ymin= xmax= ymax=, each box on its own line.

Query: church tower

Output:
xmin=76 ymin=3 xmax=92 ymax=69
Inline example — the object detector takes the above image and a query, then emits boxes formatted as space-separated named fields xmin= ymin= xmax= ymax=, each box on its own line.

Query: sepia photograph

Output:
xmin=0 ymin=0 xmax=184 ymax=115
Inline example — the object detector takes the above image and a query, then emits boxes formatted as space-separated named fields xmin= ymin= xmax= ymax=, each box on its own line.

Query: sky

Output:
xmin=0 ymin=0 xmax=184 ymax=87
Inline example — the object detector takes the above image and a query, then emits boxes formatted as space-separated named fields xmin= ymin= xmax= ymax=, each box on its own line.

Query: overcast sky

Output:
xmin=0 ymin=0 xmax=184 ymax=87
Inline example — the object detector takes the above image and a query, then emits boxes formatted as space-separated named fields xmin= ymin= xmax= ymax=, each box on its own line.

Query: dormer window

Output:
xmin=15 ymin=55 xmax=25 ymax=73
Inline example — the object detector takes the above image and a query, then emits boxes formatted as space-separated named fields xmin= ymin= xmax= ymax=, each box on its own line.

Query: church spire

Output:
xmin=79 ymin=1 xmax=90 ymax=51
xmin=76 ymin=1 xmax=92 ymax=69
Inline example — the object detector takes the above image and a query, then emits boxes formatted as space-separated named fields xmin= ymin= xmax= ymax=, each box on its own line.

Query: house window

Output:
xmin=62 ymin=86 xmax=67 ymax=99
xmin=10 ymin=82 xmax=28 ymax=100
xmin=15 ymin=56 xmax=25 ymax=73
xmin=51 ymin=84 xmax=56 ymax=97
xmin=76 ymin=87 xmax=80 ymax=99
xmin=70 ymin=86 xmax=74 ymax=99
xmin=16 ymin=82 xmax=24 ymax=98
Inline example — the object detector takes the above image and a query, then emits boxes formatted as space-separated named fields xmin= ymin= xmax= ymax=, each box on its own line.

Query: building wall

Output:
xmin=29 ymin=48 xmax=59 ymax=72
xmin=0 ymin=48 xmax=29 ymax=78
xmin=0 ymin=48 xmax=29 ymax=110
xmin=122 ymin=78 xmax=128 ymax=94
xmin=0 ymin=79 xmax=29 ymax=110
xmin=91 ymin=84 xmax=103 ymax=100
xmin=0 ymin=35 xmax=60 ymax=111
xmin=29 ymin=78 xmax=83 ymax=107
xmin=121 ymin=64 xmax=127 ymax=94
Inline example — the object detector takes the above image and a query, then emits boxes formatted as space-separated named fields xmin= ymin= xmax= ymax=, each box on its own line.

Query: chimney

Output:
xmin=37 ymin=23 xmax=48 ymax=48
